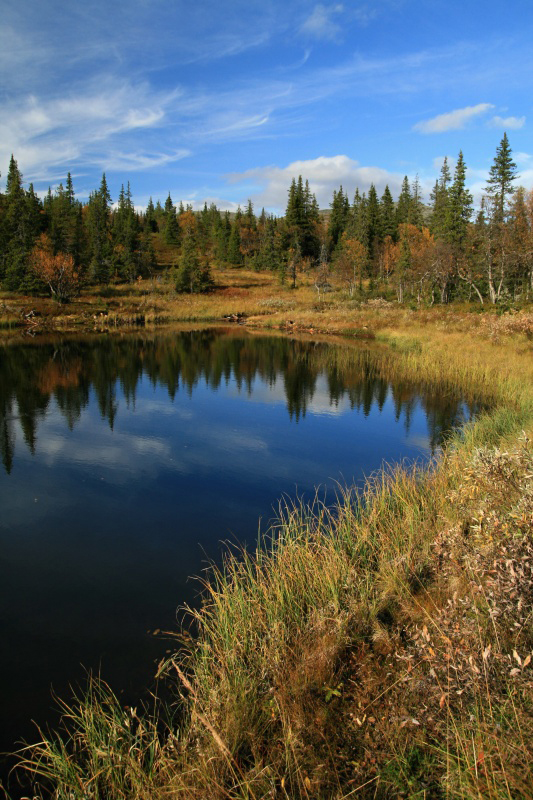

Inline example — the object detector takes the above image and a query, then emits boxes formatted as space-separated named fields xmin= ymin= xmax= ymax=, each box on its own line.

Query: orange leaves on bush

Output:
xmin=30 ymin=233 xmax=80 ymax=302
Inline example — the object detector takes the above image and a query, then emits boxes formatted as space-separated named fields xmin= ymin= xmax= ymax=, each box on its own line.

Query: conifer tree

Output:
xmin=214 ymin=212 xmax=231 ymax=265
xmin=164 ymin=193 xmax=179 ymax=244
xmin=380 ymin=185 xmax=397 ymax=241
xmin=145 ymin=197 xmax=157 ymax=232
xmin=228 ymin=217 xmax=244 ymax=266
xmin=485 ymin=133 xmax=518 ymax=223
xmin=351 ymin=190 xmax=369 ymax=251
xmin=409 ymin=175 xmax=424 ymax=229
xmin=112 ymin=182 xmax=139 ymax=280
xmin=285 ymin=176 xmax=320 ymax=259
xmin=366 ymin=184 xmax=382 ymax=255
xmin=395 ymin=176 xmax=411 ymax=226
xmin=87 ymin=173 xmax=112 ymax=284
xmin=430 ymin=157 xmax=451 ymax=239
xmin=175 ymin=223 xmax=212 ymax=293
xmin=2 ymin=156 xmax=42 ymax=289
xmin=445 ymin=151 xmax=472 ymax=249
xmin=328 ymin=186 xmax=350 ymax=254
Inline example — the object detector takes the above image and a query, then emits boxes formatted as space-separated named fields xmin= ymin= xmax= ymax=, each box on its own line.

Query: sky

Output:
xmin=1 ymin=0 xmax=532 ymax=213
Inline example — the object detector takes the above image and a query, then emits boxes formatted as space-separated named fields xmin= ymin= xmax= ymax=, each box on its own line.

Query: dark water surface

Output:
xmin=0 ymin=329 xmax=482 ymax=789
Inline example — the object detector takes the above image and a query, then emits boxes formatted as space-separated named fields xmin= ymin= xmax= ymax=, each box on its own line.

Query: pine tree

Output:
xmin=328 ymin=186 xmax=350 ymax=253
xmin=145 ymin=198 xmax=157 ymax=233
xmin=2 ymin=155 xmax=42 ymax=289
xmin=485 ymin=133 xmax=518 ymax=222
xmin=87 ymin=173 xmax=113 ymax=283
xmin=164 ymin=193 xmax=179 ymax=244
xmin=430 ymin=157 xmax=451 ymax=239
xmin=228 ymin=218 xmax=244 ymax=266
xmin=175 ymin=225 xmax=212 ymax=293
xmin=409 ymin=175 xmax=424 ymax=228
xmin=395 ymin=176 xmax=411 ymax=226
xmin=112 ymin=182 xmax=139 ymax=280
xmin=366 ymin=184 xmax=382 ymax=252
xmin=214 ymin=212 xmax=231 ymax=265
xmin=445 ymin=151 xmax=472 ymax=248
xmin=380 ymin=185 xmax=397 ymax=241
xmin=285 ymin=176 xmax=320 ymax=259
xmin=351 ymin=190 xmax=369 ymax=251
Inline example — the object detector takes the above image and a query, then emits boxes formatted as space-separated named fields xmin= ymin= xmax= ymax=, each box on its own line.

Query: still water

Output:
xmin=0 ymin=329 xmax=481 ymax=782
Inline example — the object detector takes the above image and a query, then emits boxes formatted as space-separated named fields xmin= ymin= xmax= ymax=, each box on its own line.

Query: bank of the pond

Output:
xmin=9 ymin=323 xmax=533 ymax=800
xmin=2 ymin=268 xmax=533 ymax=344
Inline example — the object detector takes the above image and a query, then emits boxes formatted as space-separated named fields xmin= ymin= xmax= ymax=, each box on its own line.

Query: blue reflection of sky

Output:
xmin=0 ymin=365 xmax=433 ymax=769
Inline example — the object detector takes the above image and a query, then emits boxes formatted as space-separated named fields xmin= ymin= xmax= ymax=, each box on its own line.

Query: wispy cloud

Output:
xmin=0 ymin=78 xmax=185 ymax=183
xmin=514 ymin=151 xmax=532 ymax=165
xmin=300 ymin=4 xmax=344 ymax=41
xmin=414 ymin=103 xmax=495 ymax=133
xmin=488 ymin=115 xmax=525 ymax=130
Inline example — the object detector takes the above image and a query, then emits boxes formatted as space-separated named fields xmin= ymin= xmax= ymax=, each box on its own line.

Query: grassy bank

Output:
xmin=9 ymin=312 xmax=533 ymax=798
xmin=2 ymin=267 xmax=533 ymax=342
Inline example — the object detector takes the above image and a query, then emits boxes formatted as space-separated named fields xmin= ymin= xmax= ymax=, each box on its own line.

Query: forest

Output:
xmin=0 ymin=133 xmax=532 ymax=306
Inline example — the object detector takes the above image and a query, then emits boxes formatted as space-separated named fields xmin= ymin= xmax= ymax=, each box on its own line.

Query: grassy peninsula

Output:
xmin=6 ymin=276 xmax=531 ymax=800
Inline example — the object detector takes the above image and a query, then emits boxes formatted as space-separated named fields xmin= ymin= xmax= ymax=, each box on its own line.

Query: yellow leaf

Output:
xmin=304 ymin=776 xmax=311 ymax=790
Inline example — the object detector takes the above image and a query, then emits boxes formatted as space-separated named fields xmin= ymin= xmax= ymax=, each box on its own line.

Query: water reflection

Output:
xmin=0 ymin=329 xmax=480 ymax=473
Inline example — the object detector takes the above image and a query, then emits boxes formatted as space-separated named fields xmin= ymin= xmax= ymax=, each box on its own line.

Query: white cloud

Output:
xmin=0 ymin=79 xmax=185 ymax=182
xmin=300 ymin=4 xmax=344 ymax=41
xmin=488 ymin=115 xmax=525 ymax=130
xmin=414 ymin=103 xmax=495 ymax=133
xmin=432 ymin=155 xmax=456 ymax=172
xmin=227 ymin=155 xmax=405 ymax=212
xmin=514 ymin=151 xmax=532 ymax=165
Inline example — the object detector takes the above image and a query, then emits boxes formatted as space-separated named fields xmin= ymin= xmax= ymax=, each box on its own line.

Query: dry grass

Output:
xmin=3 ymin=267 xmax=532 ymax=343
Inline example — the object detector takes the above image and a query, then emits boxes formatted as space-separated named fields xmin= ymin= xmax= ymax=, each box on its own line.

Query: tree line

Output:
xmin=0 ymin=134 xmax=531 ymax=304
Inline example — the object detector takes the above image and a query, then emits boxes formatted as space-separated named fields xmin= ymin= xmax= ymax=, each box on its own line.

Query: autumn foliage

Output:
xmin=30 ymin=233 xmax=80 ymax=302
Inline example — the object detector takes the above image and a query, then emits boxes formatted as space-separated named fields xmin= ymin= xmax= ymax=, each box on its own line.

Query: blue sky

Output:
xmin=1 ymin=0 xmax=532 ymax=213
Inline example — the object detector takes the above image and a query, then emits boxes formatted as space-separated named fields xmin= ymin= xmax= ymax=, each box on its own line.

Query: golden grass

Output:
xmin=3 ymin=267 xmax=532 ymax=343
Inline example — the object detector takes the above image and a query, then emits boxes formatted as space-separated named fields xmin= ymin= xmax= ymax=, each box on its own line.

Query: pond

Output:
xmin=0 ymin=328 xmax=483 ymax=788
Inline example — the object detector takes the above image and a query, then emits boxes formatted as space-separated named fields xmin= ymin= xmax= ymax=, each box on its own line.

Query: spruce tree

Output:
xmin=285 ymin=176 xmax=320 ymax=259
xmin=2 ymin=156 xmax=41 ymax=289
xmin=430 ymin=158 xmax=452 ymax=240
xmin=145 ymin=197 xmax=157 ymax=232
xmin=485 ymin=133 xmax=518 ymax=223
xmin=352 ymin=190 xmax=369 ymax=251
xmin=395 ymin=176 xmax=411 ymax=226
xmin=227 ymin=218 xmax=244 ymax=266
xmin=409 ymin=175 xmax=424 ymax=228
xmin=380 ymin=185 xmax=397 ymax=241
xmin=87 ymin=174 xmax=113 ymax=284
xmin=328 ymin=186 xmax=350 ymax=253
xmin=164 ymin=193 xmax=179 ymax=244
xmin=175 ymin=226 xmax=212 ymax=293
xmin=445 ymin=151 xmax=472 ymax=248
xmin=366 ymin=184 xmax=382 ymax=252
